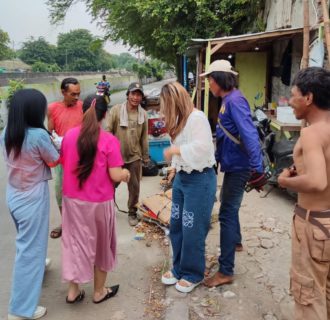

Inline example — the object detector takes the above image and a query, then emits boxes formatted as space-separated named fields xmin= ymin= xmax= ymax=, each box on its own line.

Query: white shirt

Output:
xmin=171 ymin=110 xmax=216 ymax=173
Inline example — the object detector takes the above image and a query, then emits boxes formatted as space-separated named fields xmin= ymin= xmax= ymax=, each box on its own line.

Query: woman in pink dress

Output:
xmin=60 ymin=95 xmax=130 ymax=304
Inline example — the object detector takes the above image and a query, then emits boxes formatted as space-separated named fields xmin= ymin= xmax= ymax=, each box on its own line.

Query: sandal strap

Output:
xmin=163 ymin=270 xmax=175 ymax=278
xmin=178 ymin=279 xmax=193 ymax=286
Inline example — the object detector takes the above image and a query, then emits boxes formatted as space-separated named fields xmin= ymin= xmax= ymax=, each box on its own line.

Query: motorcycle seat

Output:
xmin=271 ymin=139 xmax=296 ymax=157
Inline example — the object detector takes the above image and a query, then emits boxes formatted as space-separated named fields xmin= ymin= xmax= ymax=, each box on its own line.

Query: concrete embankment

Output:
xmin=0 ymin=72 xmax=140 ymax=103
xmin=0 ymin=71 xmax=141 ymax=129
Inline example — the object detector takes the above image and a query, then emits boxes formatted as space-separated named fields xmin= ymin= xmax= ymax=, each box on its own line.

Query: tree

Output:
xmin=0 ymin=28 xmax=15 ymax=60
xmin=56 ymin=29 xmax=102 ymax=71
xmin=132 ymin=59 xmax=167 ymax=81
xmin=19 ymin=37 xmax=56 ymax=65
xmin=32 ymin=61 xmax=61 ymax=72
xmin=96 ymin=50 xmax=116 ymax=71
xmin=47 ymin=0 xmax=265 ymax=66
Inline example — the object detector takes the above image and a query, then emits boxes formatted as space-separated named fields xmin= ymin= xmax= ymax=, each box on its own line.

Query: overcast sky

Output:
xmin=0 ymin=0 xmax=130 ymax=55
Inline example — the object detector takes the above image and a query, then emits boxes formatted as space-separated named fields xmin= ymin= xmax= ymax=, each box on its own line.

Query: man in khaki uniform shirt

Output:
xmin=278 ymin=67 xmax=330 ymax=320
xmin=106 ymin=82 xmax=149 ymax=226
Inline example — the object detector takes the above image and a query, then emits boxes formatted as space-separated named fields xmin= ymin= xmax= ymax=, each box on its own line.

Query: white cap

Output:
xmin=199 ymin=59 xmax=238 ymax=77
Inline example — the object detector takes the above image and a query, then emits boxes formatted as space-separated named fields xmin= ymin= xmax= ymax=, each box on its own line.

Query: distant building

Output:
xmin=0 ymin=59 xmax=32 ymax=73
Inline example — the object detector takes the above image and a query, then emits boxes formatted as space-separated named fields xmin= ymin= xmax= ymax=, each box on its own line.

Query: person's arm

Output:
xmin=278 ymin=128 xmax=327 ymax=192
xmin=47 ymin=106 xmax=55 ymax=132
xmin=164 ymin=113 xmax=214 ymax=165
xmin=230 ymin=98 xmax=263 ymax=172
xmin=38 ymin=130 xmax=60 ymax=167
xmin=164 ymin=145 xmax=180 ymax=162
xmin=140 ymin=112 xmax=149 ymax=163
xmin=109 ymin=167 xmax=130 ymax=182
xmin=106 ymin=106 xmax=116 ymax=133
xmin=106 ymin=135 xmax=129 ymax=182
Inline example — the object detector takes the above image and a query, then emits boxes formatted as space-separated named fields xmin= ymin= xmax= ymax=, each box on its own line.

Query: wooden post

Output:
xmin=301 ymin=0 xmax=310 ymax=68
xmin=203 ymin=41 xmax=211 ymax=117
xmin=196 ymin=50 xmax=203 ymax=109
xmin=321 ymin=0 xmax=330 ymax=64
xmin=301 ymin=0 xmax=310 ymax=127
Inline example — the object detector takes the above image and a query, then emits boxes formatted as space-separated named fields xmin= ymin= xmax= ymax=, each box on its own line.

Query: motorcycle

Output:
xmin=252 ymin=107 xmax=297 ymax=198
xmin=95 ymin=82 xmax=111 ymax=105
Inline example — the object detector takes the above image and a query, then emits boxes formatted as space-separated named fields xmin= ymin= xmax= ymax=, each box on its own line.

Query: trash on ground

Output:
xmin=134 ymin=232 xmax=146 ymax=240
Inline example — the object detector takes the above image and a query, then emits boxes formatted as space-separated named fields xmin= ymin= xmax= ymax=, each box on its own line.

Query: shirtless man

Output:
xmin=278 ymin=67 xmax=330 ymax=320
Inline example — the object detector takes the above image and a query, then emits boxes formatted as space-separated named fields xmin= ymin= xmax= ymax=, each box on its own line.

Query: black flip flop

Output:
xmin=93 ymin=285 xmax=119 ymax=304
xmin=66 ymin=290 xmax=85 ymax=304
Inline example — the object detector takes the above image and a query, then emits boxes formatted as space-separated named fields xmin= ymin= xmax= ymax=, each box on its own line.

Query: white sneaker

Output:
xmin=175 ymin=279 xmax=200 ymax=293
xmin=161 ymin=271 xmax=178 ymax=285
xmin=45 ymin=258 xmax=51 ymax=271
xmin=8 ymin=306 xmax=47 ymax=320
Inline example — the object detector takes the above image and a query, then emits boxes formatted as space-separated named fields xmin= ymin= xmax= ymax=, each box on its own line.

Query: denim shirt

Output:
xmin=1 ymin=128 xmax=59 ymax=190
xmin=215 ymin=89 xmax=263 ymax=173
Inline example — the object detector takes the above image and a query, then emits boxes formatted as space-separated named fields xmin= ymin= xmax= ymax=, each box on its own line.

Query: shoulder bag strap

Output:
xmin=217 ymin=118 xmax=241 ymax=145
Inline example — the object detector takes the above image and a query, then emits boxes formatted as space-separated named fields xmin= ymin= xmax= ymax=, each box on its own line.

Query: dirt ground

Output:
xmin=0 ymin=165 xmax=296 ymax=320
xmin=163 ymin=172 xmax=296 ymax=320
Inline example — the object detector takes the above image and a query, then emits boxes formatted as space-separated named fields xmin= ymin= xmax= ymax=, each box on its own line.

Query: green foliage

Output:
xmin=47 ymin=0 xmax=266 ymax=65
xmin=111 ymin=53 xmax=138 ymax=71
xmin=19 ymin=37 xmax=56 ymax=65
xmin=132 ymin=59 xmax=166 ymax=81
xmin=0 ymin=28 xmax=15 ymax=60
xmin=32 ymin=61 xmax=61 ymax=72
xmin=2 ymin=79 xmax=25 ymax=108
xmin=56 ymin=29 xmax=99 ymax=71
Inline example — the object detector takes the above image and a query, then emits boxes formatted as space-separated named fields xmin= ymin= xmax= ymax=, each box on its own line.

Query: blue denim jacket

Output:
xmin=215 ymin=89 xmax=263 ymax=173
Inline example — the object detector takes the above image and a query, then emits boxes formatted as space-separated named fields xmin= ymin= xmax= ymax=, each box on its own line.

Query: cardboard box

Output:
xmin=276 ymin=107 xmax=300 ymax=124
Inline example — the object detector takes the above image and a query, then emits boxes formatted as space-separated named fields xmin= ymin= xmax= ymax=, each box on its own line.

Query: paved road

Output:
xmin=0 ymin=78 xmax=174 ymax=320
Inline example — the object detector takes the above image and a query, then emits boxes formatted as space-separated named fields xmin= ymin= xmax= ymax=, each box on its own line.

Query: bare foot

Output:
xmin=204 ymin=272 xmax=233 ymax=287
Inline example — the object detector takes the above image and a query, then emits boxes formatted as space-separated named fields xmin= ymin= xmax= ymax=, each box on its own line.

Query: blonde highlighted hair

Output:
xmin=160 ymin=81 xmax=194 ymax=140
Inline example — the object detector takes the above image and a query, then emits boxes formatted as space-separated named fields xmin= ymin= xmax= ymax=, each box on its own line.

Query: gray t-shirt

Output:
xmin=1 ymin=128 xmax=59 ymax=190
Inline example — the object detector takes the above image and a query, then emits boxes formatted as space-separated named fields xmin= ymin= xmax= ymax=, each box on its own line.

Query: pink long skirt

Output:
xmin=61 ymin=196 xmax=117 ymax=283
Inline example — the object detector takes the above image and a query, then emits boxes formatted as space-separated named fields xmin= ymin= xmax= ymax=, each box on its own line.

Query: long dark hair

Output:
xmin=76 ymin=95 xmax=108 ymax=188
xmin=5 ymin=89 xmax=48 ymax=158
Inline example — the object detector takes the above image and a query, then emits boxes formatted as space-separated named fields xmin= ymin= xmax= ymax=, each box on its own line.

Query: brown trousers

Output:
xmin=124 ymin=160 xmax=141 ymax=216
xmin=291 ymin=206 xmax=330 ymax=320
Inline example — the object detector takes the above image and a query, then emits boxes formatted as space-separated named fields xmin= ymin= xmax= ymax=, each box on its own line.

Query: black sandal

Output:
xmin=66 ymin=290 xmax=85 ymax=304
xmin=93 ymin=285 xmax=119 ymax=304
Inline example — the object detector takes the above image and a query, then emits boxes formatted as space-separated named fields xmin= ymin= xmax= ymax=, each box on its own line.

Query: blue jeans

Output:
xmin=170 ymin=168 xmax=216 ymax=284
xmin=218 ymin=171 xmax=250 ymax=276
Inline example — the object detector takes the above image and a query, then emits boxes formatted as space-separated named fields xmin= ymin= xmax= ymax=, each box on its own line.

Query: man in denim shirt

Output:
xmin=200 ymin=60 xmax=264 ymax=287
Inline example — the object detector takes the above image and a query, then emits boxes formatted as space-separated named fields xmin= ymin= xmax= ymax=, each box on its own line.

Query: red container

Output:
xmin=148 ymin=118 xmax=167 ymax=138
